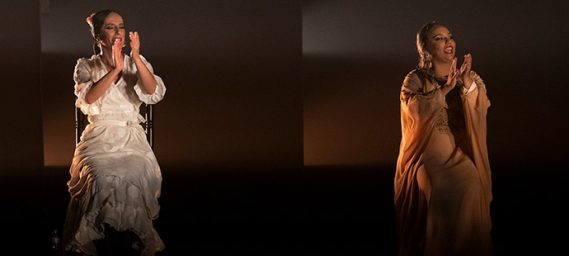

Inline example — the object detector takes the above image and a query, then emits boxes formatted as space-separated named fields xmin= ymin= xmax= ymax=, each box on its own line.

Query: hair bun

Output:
xmin=85 ymin=13 xmax=95 ymax=26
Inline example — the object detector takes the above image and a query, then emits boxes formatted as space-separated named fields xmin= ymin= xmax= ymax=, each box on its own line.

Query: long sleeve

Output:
xmin=74 ymin=58 xmax=99 ymax=115
xmin=462 ymin=81 xmax=477 ymax=95
xmin=395 ymin=70 xmax=445 ymax=256
xmin=461 ymin=71 xmax=492 ymax=204
xmin=398 ymin=71 xmax=447 ymax=156
xmin=133 ymin=56 xmax=166 ymax=104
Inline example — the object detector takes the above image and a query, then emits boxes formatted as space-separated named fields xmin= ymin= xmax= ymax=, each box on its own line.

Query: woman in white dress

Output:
xmin=62 ymin=9 xmax=166 ymax=256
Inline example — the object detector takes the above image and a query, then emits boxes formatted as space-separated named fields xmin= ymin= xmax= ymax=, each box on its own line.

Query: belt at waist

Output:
xmin=89 ymin=119 xmax=142 ymax=127
xmin=88 ymin=113 xmax=146 ymax=127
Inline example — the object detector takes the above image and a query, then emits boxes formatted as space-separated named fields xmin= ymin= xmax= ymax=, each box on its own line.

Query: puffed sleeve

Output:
xmin=73 ymin=58 xmax=98 ymax=115
xmin=133 ymin=55 xmax=166 ymax=104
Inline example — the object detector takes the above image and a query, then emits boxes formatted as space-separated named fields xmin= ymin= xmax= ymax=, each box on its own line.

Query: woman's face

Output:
xmin=426 ymin=25 xmax=455 ymax=64
xmin=98 ymin=12 xmax=125 ymax=49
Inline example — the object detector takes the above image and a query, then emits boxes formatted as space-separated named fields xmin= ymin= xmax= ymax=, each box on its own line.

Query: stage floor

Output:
xmin=3 ymin=166 xmax=566 ymax=255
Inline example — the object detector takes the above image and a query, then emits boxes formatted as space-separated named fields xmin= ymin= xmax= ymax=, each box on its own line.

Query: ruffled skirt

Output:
xmin=63 ymin=120 xmax=164 ymax=255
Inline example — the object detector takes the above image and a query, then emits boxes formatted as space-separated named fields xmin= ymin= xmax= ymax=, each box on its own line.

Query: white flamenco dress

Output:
xmin=63 ymin=54 xmax=166 ymax=255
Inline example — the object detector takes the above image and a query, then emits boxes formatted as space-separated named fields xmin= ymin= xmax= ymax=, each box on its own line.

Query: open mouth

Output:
xmin=444 ymin=46 xmax=453 ymax=54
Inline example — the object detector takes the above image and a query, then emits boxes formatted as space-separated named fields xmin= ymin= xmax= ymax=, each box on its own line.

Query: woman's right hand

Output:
xmin=442 ymin=58 xmax=458 ymax=95
xmin=112 ymin=38 xmax=124 ymax=72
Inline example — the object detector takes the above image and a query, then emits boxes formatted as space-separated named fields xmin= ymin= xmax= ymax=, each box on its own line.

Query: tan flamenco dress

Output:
xmin=394 ymin=69 xmax=493 ymax=256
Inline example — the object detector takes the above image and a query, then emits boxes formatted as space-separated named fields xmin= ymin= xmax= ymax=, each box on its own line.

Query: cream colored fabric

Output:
xmin=63 ymin=54 xmax=166 ymax=256
xmin=395 ymin=69 xmax=492 ymax=256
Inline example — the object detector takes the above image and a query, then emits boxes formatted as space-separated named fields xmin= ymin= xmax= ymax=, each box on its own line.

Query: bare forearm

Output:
xmin=85 ymin=69 xmax=121 ymax=104
xmin=132 ymin=56 xmax=157 ymax=94
xmin=462 ymin=76 xmax=473 ymax=91
xmin=440 ymin=83 xmax=454 ymax=96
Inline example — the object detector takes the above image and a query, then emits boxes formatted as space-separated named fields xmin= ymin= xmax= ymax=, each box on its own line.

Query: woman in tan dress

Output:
xmin=394 ymin=21 xmax=493 ymax=256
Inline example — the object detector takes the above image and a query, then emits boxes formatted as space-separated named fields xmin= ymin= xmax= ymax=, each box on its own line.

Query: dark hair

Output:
xmin=416 ymin=21 xmax=443 ymax=71
xmin=86 ymin=9 xmax=122 ymax=54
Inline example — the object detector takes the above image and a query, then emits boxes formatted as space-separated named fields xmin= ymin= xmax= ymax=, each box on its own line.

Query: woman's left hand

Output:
xmin=129 ymin=31 xmax=141 ymax=59
xmin=460 ymin=53 xmax=473 ymax=89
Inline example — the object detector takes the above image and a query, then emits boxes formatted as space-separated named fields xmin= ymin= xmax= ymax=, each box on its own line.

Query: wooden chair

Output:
xmin=75 ymin=104 xmax=154 ymax=147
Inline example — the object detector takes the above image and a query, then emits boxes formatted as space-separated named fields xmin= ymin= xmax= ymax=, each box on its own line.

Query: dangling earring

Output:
xmin=96 ymin=37 xmax=105 ymax=47
xmin=424 ymin=52 xmax=432 ymax=70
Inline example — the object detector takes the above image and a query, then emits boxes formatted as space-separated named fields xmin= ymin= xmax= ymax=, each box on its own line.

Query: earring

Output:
xmin=424 ymin=53 xmax=432 ymax=69
xmin=97 ymin=38 xmax=106 ymax=47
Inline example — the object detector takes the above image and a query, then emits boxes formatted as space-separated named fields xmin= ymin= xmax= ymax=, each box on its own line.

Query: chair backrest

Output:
xmin=75 ymin=104 xmax=154 ymax=147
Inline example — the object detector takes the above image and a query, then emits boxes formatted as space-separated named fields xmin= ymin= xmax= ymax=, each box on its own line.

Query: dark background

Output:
xmin=1 ymin=0 xmax=568 ymax=255
xmin=302 ymin=1 xmax=569 ymax=255
xmin=41 ymin=0 xmax=302 ymax=169
xmin=303 ymin=0 xmax=569 ymax=167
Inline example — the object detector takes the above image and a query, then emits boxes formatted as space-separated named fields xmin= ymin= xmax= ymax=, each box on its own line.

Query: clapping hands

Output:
xmin=129 ymin=31 xmax=141 ymax=59
xmin=443 ymin=54 xmax=473 ymax=95
xmin=112 ymin=37 xmax=124 ymax=72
